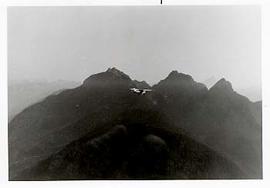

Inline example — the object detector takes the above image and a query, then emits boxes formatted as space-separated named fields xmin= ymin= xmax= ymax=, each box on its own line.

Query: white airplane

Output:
xmin=130 ymin=88 xmax=152 ymax=95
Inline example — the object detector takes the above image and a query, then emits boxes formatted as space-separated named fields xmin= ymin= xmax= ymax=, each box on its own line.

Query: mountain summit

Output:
xmin=210 ymin=78 xmax=234 ymax=93
xmin=82 ymin=67 xmax=132 ymax=87
xmin=154 ymin=70 xmax=207 ymax=92
xmin=166 ymin=70 xmax=194 ymax=82
xmin=105 ymin=67 xmax=131 ymax=80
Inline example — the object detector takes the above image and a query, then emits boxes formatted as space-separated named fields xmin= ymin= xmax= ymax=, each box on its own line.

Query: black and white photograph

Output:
xmin=1 ymin=1 xmax=270 ymax=187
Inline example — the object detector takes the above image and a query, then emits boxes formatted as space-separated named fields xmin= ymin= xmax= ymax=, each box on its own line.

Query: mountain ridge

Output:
xmin=9 ymin=67 xmax=262 ymax=180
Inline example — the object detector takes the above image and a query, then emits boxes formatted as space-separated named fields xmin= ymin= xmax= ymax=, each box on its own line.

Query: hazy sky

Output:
xmin=8 ymin=6 xmax=261 ymax=91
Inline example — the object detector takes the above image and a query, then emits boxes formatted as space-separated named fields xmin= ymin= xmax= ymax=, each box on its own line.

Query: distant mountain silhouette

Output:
xmin=8 ymin=80 xmax=80 ymax=121
xmin=8 ymin=68 xmax=262 ymax=180
xmin=203 ymin=76 xmax=217 ymax=88
xmin=133 ymin=80 xmax=151 ymax=89
xmin=238 ymin=86 xmax=262 ymax=102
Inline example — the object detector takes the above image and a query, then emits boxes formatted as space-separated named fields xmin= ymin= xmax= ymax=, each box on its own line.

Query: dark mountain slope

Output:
xmin=185 ymin=79 xmax=261 ymax=178
xmin=152 ymin=70 xmax=208 ymax=126
xmin=249 ymin=101 xmax=262 ymax=125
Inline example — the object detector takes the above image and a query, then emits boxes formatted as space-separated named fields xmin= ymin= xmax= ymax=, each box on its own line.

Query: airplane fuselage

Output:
xmin=130 ymin=88 xmax=152 ymax=95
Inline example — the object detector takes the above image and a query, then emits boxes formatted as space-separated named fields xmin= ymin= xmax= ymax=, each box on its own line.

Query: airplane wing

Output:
xmin=143 ymin=89 xmax=152 ymax=92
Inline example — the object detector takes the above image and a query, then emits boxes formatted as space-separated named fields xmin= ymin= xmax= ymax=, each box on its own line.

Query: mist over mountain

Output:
xmin=8 ymin=80 xmax=80 ymax=121
xmin=238 ymin=86 xmax=262 ymax=102
xmin=202 ymin=77 xmax=261 ymax=102
xmin=8 ymin=68 xmax=262 ymax=180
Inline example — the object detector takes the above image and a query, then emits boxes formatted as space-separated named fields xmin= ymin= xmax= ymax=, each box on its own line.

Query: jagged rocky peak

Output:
xmin=105 ymin=67 xmax=131 ymax=80
xmin=83 ymin=67 xmax=131 ymax=86
xmin=153 ymin=70 xmax=207 ymax=92
xmin=166 ymin=70 xmax=194 ymax=82
xmin=154 ymin=70 xmax=200 ymax=87
xmin=210 ymin=78 xmax=234 ymax=92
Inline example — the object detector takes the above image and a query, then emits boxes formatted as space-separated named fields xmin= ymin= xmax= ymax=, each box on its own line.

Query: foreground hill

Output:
xmin=16 ymin=121 xmax=244 ymax=180
xmin=9 ymin=68 xmax=262 ymax=180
